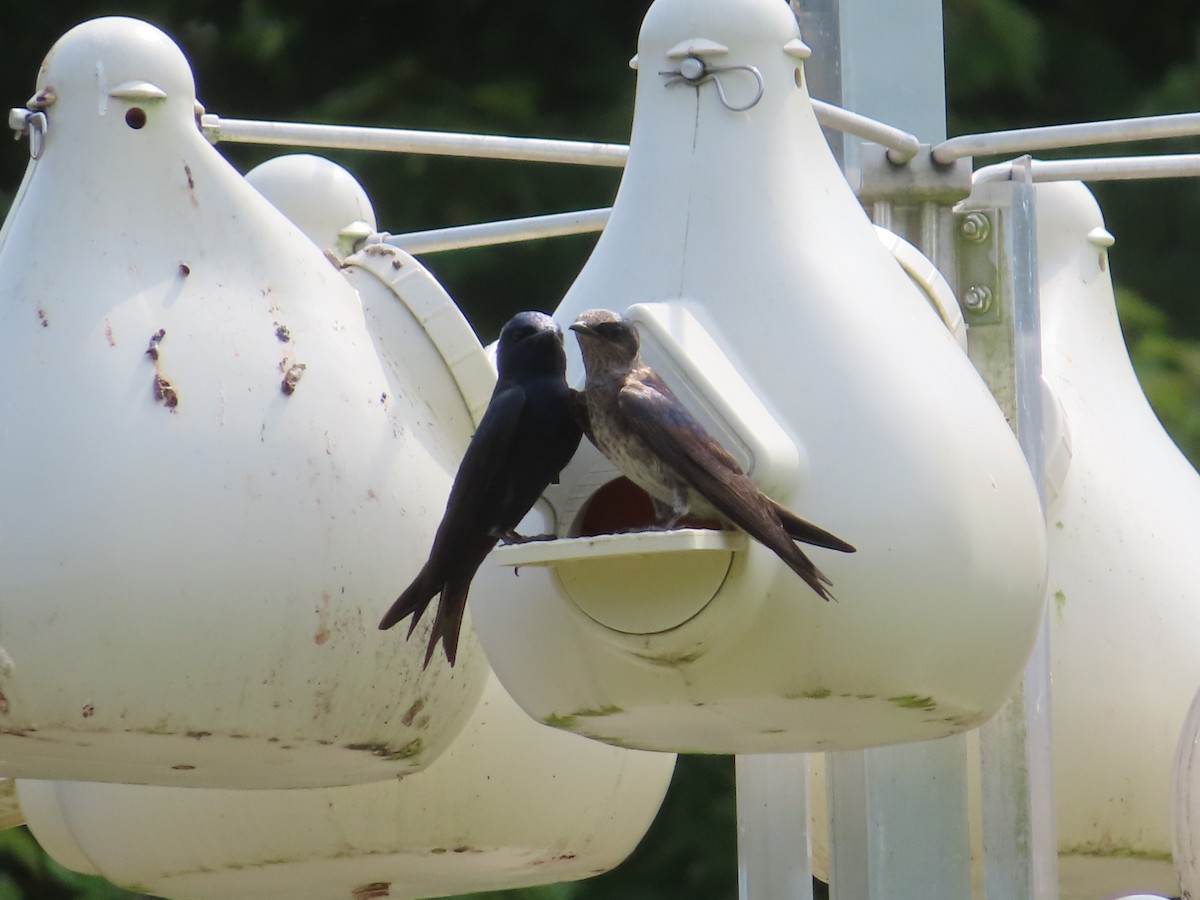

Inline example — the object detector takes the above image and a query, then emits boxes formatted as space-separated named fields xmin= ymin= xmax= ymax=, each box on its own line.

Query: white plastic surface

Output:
xmin=245 ymin=154 xmax=377 ymax=257
xmin=500 ymin=529 xmax=745 ymax=634
xmin=1033 ymin=181 xmax=1200 ymax=897
xmin=471 ymin=0 xmax=1047 ymax=754
xmin=344 ymin=243 xmax=497 ymax=428
xmin=873 ymin=225 xmax=968 ymax=352
xmin=0 ymin=18 xmax=491 ymax=787
xmin=1174 ymin=685 xmax=1200 ymax=898
xmin=18 ymin=672 xmax=675 ymax=900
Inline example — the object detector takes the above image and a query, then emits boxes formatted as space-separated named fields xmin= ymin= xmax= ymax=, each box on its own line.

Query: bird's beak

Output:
xmin=568 ymin=321 xmax=590 ymax=335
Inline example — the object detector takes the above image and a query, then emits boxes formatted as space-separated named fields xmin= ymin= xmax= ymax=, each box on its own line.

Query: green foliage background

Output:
xmin=1 ymin=1 xmax=1199 ymax=898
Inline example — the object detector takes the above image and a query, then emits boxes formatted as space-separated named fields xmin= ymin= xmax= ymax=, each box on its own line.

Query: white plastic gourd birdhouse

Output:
xmin=0 ymin=18 xmax=494 ymax=787
xmin=1173 ymin=683 xmax=1200 ymax=899
xmin=1025 ymin=181 xmax=1200 ymax=898
xmin=16 ymin=669 xmax=675 ymax=900
xmin=469 ymin=0 xmax=1047 ymax=755
xmin=244 ymin=154 xmax=378 ymax=260
xmin=806 ymin=179 xmax=1200 ymax=898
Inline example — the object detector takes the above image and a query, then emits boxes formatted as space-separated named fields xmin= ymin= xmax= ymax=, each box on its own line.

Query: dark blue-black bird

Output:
xmin=570 ymin=308 xmax=854 ymax=601
xmin=380 ymin=311 xmax=582 ymax=667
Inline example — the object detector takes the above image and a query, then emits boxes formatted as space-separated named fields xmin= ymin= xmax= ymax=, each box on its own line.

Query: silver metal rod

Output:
xmin=934 ymin=111 xmax=1200 ymax=165
xmin=365 ymin=151 xmax=1200 ymax=257
xmin=200 ymin=114 xmax=630 ymax=168
xmin=202 ymin=106 xmax=920 ymax=171
xmin=810 ymin=99 xmax=921 ymax=163
xmin=973 ymin=153 xmax=1200 ymax=184
xmin=376 ymin=208 xmax=612 ymax=255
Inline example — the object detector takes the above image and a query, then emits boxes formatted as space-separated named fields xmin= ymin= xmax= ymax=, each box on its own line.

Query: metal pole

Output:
xmin=200 ymin=115 xmax=630 ymax=168
xmin=797 ymin=3 xmax=976 ymax=899
xmin=795 ymin=0 xmax=946 ymax=177
xmin=810 ymin=99 xmax=920 ymax=163
xmin=377 ymin=208 xmax=612 ymax=255
xmin=828 ymin=740 xmax=972 ymax=898
xmin=969 ymin=157 xmax=1058 ymax=900
xmin=198 ymin=107 xmax=916 ymax=168
xmin=973 ymin=153 xmax=1200 ymax=184
xmin=736 ymin=755 xmax=813 ymax=900
xmin=933 ymin=111 xmax=1200 ymax=164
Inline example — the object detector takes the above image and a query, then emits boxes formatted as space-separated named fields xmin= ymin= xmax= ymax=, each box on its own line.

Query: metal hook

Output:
xmin=709 ymin=66 xmax=764 ymax=112
xmin=27 ymin=112 xmax=46 ymax=160
xmin=8 ymin=108 xmax=47 ymax=160
xmin=659 ymin=56 xmax=765 ymax=112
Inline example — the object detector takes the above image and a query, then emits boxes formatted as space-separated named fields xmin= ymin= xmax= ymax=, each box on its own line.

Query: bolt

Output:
xmin=960 ymin=212 xmax=991 ymax=243
xmin=962 ymin=284 xmax=993 ymax=314
xmin=679 ymin=56 xmax=706 ymax=82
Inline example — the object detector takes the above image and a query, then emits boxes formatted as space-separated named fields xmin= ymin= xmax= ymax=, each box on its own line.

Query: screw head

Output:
xmin=963 ymin=284 xmax=993 ymax=314
xmin=960 ymin=212 xmax=991 ymax=243
xmin=679 ymin=56 xmax=706 ymax=82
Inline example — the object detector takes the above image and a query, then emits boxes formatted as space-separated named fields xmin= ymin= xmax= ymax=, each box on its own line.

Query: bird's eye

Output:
xmin=594 ymin=323 xmax=623 ymax=339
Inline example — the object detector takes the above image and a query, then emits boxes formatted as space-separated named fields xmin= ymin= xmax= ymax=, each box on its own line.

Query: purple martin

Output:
xmin=570 ymin=309 xmax=854 ymax=601
xmin=380 ymin=311 xmax=583 ymax=667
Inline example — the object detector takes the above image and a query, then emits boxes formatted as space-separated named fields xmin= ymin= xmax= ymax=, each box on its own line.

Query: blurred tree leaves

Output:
xmin=1118 ymin=289 xmax=1200 ymax=467
xmin=944 ymin=0 xmax=1049 ymax=128
xmin=1 ymin=1 xmax=1200 ymax=899
xmin=0 ymin=827 xmax=144 ymax=900
xmin=457 ymin=755 xmax=738 ymax=900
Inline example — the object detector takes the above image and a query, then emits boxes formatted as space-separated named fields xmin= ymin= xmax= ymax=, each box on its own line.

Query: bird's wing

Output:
xmin=618 ymin=373 xmax=854 ymax=553
xmin=616 ymin=374 xmax=765 ymax=522
xmin=619 ymin=374 xmax=844 ymax=600
xmin=440 ymin=382 xmax=526 ymax=521
xmin=622 ymin=371 xmax=745 ymax=469
xmin=379 ymin=386 xmax=525 ymax=639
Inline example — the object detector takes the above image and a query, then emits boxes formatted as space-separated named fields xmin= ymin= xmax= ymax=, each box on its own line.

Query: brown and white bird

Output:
xmin=570 ymin=308 xmax=854 ymax=601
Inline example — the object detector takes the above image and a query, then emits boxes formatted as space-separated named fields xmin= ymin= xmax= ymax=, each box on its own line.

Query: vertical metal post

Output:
xmin=965 ymin=158 xmax=1058 ymax=900
xmin=828 ymin=740 xmax=972 ymax=899
xmin=737 ymin=755 xmax=813 ymax=900
xmin=789 ymin=2 xmax=976 ymax=898
xmin=793 ymin=0 xmax=947 ymax=172
xmin=740 ymin=7 xmax=1053 ymax=899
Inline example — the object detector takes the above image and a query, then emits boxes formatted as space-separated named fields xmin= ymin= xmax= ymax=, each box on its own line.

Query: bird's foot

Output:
xmin=496 ymin=530 xmax=559 ymax=545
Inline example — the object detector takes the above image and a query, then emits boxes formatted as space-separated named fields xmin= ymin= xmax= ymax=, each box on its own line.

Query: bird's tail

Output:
xmin=779 ymin=546 xmax=838 ymax=602
xmin=421 ymin=580 xmax=470 ymax=669
xmin=380 ymin=567 xmax=472 ymax=669
xmin=769 ymin=499 xmax=856 ymax=553
xmin=379 ymin=566 xmax=438 ymax=633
